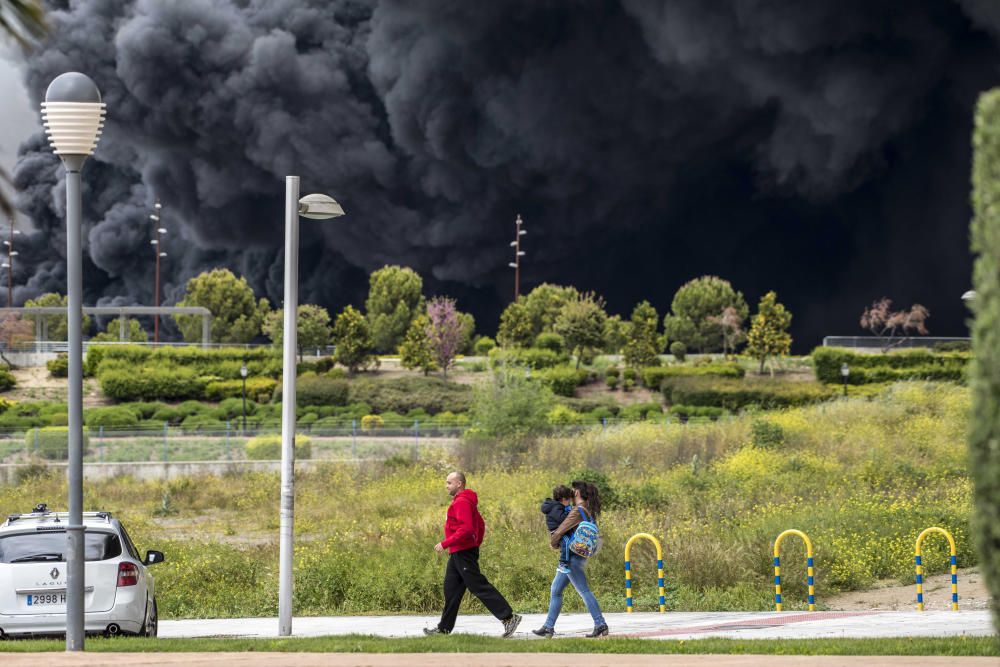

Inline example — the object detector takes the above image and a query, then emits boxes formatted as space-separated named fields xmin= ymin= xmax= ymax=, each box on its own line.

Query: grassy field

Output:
xmin=0 ymin=635 xmax=996 ymax=656
xmin=0 ymin=382 xmax=974 ymax=619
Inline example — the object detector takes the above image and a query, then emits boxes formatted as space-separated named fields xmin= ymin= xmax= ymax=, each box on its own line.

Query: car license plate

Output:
xmin=25 ymin=593 xmax=66 ymax=606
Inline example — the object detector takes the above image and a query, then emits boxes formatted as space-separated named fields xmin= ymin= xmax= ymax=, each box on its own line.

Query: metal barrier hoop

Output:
xmin=624 ymin=532 xmax=665 ymax=613
xmin=773 ymin=529 xmax=815 ymax=612
xmin=914 ymin=527 xmax=958 ymax=611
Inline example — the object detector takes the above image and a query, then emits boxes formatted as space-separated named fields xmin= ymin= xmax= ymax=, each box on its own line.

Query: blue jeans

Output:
xmin=542 ymin=553 xmax=606 ymax=629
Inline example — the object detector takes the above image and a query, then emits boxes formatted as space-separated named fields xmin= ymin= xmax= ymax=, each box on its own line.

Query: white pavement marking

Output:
xmin=160 ymin=611 xmax=996 ymax=641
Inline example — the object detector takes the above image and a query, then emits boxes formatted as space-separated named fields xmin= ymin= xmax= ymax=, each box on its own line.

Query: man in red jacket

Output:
xmin=424 ymin=471 xmax=522 ymax=637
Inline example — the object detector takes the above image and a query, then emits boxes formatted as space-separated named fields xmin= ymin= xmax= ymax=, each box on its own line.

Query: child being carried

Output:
xmin=540 ymin=485 xmax=574 ymax=574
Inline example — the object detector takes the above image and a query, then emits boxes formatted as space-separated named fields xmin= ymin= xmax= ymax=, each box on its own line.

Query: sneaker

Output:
xmin=502 ymin=613 xmax=522 ymax=638
xmin=423 ymin=626 xmax=449 ymax=636
xmin=531 ymin=626 xmax=554 ymax=638
xmin=585 ymin=623 xmax=609 ymax=638
xmin=556 ymin=563 xmax=570 ymax=574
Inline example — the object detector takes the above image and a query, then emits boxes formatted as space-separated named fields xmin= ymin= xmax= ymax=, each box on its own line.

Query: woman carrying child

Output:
xmin=532 ymin=480 xmax=608 ymax=638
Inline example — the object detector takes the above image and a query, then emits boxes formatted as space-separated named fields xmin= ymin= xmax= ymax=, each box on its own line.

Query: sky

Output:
xmin=2 ymin=0 xmax=999 ymax=349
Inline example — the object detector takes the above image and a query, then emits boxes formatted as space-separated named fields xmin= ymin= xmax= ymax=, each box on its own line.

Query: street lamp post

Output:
xmin=279 ymin=177 xmax=344 ymax=636
xmin=2 ymin=220 xmax=21 ymax=307
xmin=841 ymin=362 xmax=850 ymax=397
xmin=507 ymin=214 xmax=526 ymax=300
xmin=40 ymin=72 xmax=106 ymax=652
xmin=150 ymin=200 xmax=167 ymax=343
xmin=240 ymin=363 xmax=248 ymax=434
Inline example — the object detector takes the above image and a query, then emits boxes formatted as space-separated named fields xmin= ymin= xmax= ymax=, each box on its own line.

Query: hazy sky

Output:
xmin=0 ymin=48 xmax=36 ymax=174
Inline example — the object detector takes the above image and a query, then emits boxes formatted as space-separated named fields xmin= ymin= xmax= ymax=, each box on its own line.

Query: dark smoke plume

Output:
xmin=10 ymin=0 xmax=1000 ymax=346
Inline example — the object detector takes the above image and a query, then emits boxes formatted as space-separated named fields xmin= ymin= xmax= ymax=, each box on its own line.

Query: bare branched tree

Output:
xmin=860 ymin=298 xmax=930 ymax=352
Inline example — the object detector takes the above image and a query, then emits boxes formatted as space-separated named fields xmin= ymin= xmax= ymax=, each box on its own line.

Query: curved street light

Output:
xmin=41 ymin=71 xmax=105 ymax=652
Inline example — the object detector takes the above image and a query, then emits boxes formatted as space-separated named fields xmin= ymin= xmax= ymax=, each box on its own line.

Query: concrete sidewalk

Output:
xmin=160 ymin=610 xmax=996 ymax=640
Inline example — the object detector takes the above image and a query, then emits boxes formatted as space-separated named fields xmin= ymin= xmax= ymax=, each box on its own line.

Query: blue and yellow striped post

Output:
xmin=773 ymin=529 xmax=815 ymax=612
xmin=624 ymin=533 xmax=665 ymax=613
xmin=915 ymin=527 xmax=958 ymax=611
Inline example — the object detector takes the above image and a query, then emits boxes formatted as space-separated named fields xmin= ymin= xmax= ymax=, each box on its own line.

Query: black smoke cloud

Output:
xmin=10 ymin=0 xmax=1000 ymax=347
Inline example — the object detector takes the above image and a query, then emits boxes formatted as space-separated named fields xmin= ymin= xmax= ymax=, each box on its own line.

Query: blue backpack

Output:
xmin=568 ymin=506 xmax=601 ymax=559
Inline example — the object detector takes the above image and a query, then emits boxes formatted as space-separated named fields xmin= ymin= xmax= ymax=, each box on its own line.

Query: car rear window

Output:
xmin=0 ymin=531 xmax=122 ymax=563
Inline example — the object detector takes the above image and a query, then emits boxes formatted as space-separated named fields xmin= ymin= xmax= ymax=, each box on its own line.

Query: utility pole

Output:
xmin=149 ymin=200 xmax=167 ymax=343
xmin=508 ymin=214 xmax=526 ymax=300
xmin=1 ymin=220 xmax=20 ymax=308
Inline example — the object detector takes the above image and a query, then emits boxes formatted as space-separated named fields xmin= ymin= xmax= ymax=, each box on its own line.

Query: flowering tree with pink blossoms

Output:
xmin=426 ymin=297 xmax=463 ymax=377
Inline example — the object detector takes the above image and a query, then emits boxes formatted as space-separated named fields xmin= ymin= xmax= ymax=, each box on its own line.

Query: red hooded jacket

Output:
xmin=440 ymin=489 xmax=486 ymax=553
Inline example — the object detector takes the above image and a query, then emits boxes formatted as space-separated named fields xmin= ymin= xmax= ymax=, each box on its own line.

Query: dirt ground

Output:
xmin=7 ymin=366 xmax=108 ymax=406
xmin=827 ymin=568 xmax=989 ymax=611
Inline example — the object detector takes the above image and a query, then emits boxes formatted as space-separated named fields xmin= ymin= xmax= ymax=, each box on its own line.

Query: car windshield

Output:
xmin=0 ymin=531 xmax=122 ymax=563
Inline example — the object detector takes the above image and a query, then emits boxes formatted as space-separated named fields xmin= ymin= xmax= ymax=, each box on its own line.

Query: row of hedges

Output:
xmin=812 ymin=348 xmax=969 ymax=384
xmin=488 ymin=347 xmax=569 ymax=369
xmin=86 ymin=345 xmax=283 ymax=379
xmin=538 ymin=366 xmax=590 ymax=397
xmin=662 ymin=377 xmax=834 ymax=410
xmin=640 ymin=363 xmax=745 ymax=390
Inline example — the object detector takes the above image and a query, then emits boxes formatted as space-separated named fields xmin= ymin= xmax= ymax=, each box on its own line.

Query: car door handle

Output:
xmin=15 ymin=586 xmax=95 ymax=594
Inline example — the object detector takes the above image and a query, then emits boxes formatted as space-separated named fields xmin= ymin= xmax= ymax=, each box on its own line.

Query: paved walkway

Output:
xmin=160 ymin=610 xmax=996 ymax=640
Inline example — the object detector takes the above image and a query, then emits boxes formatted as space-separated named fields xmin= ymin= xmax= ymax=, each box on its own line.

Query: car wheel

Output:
xmin=142 ymin=599 xmax=158 ymax=638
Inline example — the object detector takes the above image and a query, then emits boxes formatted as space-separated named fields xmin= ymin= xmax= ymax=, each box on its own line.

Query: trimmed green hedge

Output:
xmin=348 ymin=376 xmax=471 ymax=415
xmin=99 ymin=365 xmax=211 ymax=401
xmin=47 ymin=354 xmax=68 ymax=378
xmin=641 ymin=363 xmax=745 ymax=389
xmin=296 ymin=375 xmax=350 ymax=407
xmin=662 ymin=376 xmax=834 ymax=410
xmin=812 ymin=347 xmax=969 ymax=384
xmin=84 ymin=406 xmax=139 ymax=429
xmin=86 ymin=345 xmax=282 ymax=379
xmin=488 ymin=347 xmax=568 ymax=369
xmin=0 ymin=368 xmax=14 ymax=392
xmin=203 ymin=377 xmax=277 ymax=402
xmin=538 ymin=366 xmax=590 ymax=397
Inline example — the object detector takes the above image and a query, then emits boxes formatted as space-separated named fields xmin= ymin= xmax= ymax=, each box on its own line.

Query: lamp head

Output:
xmin=41 ymin=73 xmax=106 ymax=162
xmin=298 ymin=193 xmax=344 ymax=220
xmin=840 ymin=363 xmax=849 ymax=377
xmin=240 ymin=364 xmax=248 ymax=378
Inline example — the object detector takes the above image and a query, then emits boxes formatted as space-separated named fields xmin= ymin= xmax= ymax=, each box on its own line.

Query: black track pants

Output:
xmin=437 ymin=547 xmax=513 ymax=632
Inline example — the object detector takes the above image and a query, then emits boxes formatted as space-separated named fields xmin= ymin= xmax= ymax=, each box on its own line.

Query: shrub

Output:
xmin=620 ymin=402 xmax=663 ymax=421
xmin=327 ymin=367 xmax=347 ymax=380
xmin=360 ymin=414 xmax=384 ymax=430
xmin=668 ymin=404 xmax=726 ymax=421
xmin=24 ymin=427 xmax=89 ymax=460
xmin=534 ymin=332 xmax=565 ymax=354
xmin=568 ymin=468 xmax=620 ymax=509
xmin=539 ymin=366 xmax=588 ymax=397
xmin=98 ymin=365 xmax=207 ymax=402
xmin=245 ymin=434 xmax=312 ymax=460
xmin=473 ymin=336 xmax=496 ymax=356
xmin=151 ymin=407 xmax=182 ymax=425
xmin=296 ymin=376 xmax=350 ymax=407
xmin=180 ymin=414 xmax=228 ymax=431
xmin=203 ymin=377 xmax=278 ymax=403
xmin=488 ymin=347 xmax=567 ymax=369
xmin=751 ymin=418 xmax=786 ymax=448
xmin=217 ymin=397 xmax=256 ymax=420
xmin=547 ymin=404 xmax=584 ymax=426
xmin=623 ymin=368 xmax=638 ymax=382
xmin=605 ymin=376 xmax=619 ymax=391
xmin=84 ymin=406 xmax=139 ymax=430
xmin=670 ymin=341 xmax=687 ymax=362
xmin=348 ymin=376 xmax=471 ymax=414
xmin=0 ymin=368 xmax=15 ymax=392
xmin=126 ymin=402 xmax=166 ymax=420
xmin=47 ymin=354 xmax=68 ymax=378
xmin=662 ymin=376 xmax=834 ymax=410
xmin=811 ymin=347 xmax=969 ymax=384
xmin=641 ymin=363 xmax=744 ymax=390
xmin=177 ymin=400 xmax=208 ymax=417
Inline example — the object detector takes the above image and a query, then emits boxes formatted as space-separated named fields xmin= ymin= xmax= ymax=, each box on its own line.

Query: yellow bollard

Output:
xmin=624 ymin=533 xmax=665 ymax=612
xmin=915 ymin=527 xmax=958 ymax=611
xmin=773 ymin=529 xmax=815 ymax=612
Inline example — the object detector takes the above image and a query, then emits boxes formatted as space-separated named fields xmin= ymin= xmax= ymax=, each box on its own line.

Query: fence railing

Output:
xmin=821 ymin=336 xmax=970 ymax=350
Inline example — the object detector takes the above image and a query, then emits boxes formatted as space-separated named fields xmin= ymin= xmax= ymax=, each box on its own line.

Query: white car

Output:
xmin=0 ymin=504 xmax=164 ymax=638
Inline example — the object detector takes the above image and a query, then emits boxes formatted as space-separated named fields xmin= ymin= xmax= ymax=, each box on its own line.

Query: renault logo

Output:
xmin=50 ymin=568 xmax=59 ymax=580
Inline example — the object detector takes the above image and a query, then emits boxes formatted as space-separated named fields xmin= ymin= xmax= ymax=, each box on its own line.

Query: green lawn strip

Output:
xmin=0 ymin=635 xmax=996 ymax=656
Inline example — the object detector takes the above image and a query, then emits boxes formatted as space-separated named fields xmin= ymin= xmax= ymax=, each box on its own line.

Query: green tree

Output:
xmin=469 ymin=365 xmax=554 ymax=444
xmin=365 ymin=265 xmax=425 ymax=353
xmin=746 ymin=291 xmax=792 ymax=375
xmin=398 ymin=314 xmax=436 ymax=375
xmin=24 ymin=293 xmax=91 ymax=341
xmin=970 ymin=88 xmax=1000 ymax=631
xmin=261 ymin=304 xmax=332 ymax=361
xmin=521 ymin=283 xmax=579 ymax=338
xmin=90 ymin=318 xmax=148 ymax=343
xmin=497 ymin=301 xmax=533 ymax=348
xmin=331 ymin=305 xmax=377 ymax=376
xmin=554 ymin=292 xmax=608 ymax=368
xmin=663 ymin=276 xmax=749 ymax=353
xmin=623 ymin=300 xmax=661 ymax=368
xmin=174 ymin=269 xmax=269 ymax=344
xmin=457 ymin=311 xmax=476 ymax=354
xmin=602 ymin=314 xmax=629 ymax=354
